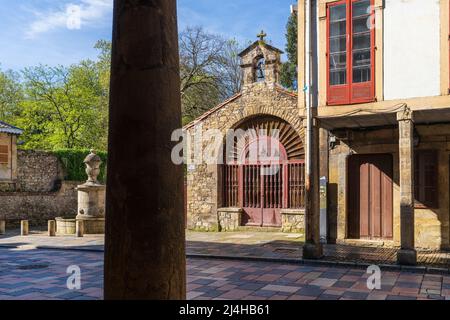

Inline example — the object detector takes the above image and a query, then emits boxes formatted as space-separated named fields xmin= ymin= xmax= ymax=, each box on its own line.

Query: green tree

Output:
xmin=280 ymin=13 xmax=298 ymax=90
xmin=0 ymin=67 xmax=23 ymax=123
xmin=19 ymin=61 xmax=105 ymax=150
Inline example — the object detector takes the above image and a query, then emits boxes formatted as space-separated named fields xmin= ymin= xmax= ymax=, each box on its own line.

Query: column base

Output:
xmin=397 ymin=249 xmax=417 ymax=266
xmin=302 ymin=242 xmax=323 ymax=260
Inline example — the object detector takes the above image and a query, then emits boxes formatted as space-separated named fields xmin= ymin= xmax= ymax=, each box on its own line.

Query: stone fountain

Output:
xmin=56 ymin=150 xmax=106 ymax=235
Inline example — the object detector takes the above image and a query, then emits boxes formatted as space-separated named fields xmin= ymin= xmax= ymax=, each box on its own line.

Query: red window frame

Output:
xmin=326 ymin=0 xmax=376 ymax=105
xmin=414 ymin=150 xmax=439 ymax=209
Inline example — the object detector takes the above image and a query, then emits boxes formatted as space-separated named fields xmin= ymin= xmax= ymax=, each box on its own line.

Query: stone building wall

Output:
xmin=328 ymin=124 xmax=450 ymax=250
xmin=16 ymin=150 xmax=64 ymax=192
xmin=185 ymin=82 xmax=301 ymax=231
xmin=0 ymin=150 xmax=79 ymax=222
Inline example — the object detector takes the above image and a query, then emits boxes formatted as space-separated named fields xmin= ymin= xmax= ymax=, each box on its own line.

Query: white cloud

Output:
xmin=25 ymin=0 xmax=113 ymax=39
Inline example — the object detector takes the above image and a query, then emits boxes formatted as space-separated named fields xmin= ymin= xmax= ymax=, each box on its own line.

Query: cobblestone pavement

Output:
xmin=1 ymin=230 xmax=449 ymax=268
xmin=0 ymin=247 xmax=450 ymax=300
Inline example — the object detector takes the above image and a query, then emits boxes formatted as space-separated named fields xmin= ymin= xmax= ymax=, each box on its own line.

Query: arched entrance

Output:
xmin=222 ymin=116 xmax=305 ymax=227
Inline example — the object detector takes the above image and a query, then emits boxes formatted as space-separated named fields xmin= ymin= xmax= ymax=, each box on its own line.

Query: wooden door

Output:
xmin=348 ymin=154 xmax=393 ymax=239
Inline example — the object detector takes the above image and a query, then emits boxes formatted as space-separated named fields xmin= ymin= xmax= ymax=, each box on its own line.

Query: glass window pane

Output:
xmin=330 ymin=4 xmax=347 ymax=21
xmin=352 ymin=0 xmax=372 ymax=83
xmin=353 ymin=33 xmax=371 ymax=50
xmin=352 ymin=65 xmax=370 ymax=83
xmin=330 ymin=71 xmax=347 ymax=86
xmin=353 ymin=0 xmax=371 ymax=18
xmin=330 ymin=37 xmax=347 ymax=54
xmin=353 ymin=17 xmax=369 ymax=34
xmin=330 ymin=21 xmax=346 ymax=37
xmin=329 ymin=3 xmax=347 ymax=86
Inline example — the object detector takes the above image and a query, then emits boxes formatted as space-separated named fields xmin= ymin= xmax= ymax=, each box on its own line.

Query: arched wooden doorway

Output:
xmin=222 ymin=116 xmax=305 ymax=227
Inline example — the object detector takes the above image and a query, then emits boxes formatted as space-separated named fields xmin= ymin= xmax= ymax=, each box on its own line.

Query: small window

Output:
xmin=0 ymin=145 xmax=9 ymax=164
xmin=414 ymin=150 xmax=438 ymax=208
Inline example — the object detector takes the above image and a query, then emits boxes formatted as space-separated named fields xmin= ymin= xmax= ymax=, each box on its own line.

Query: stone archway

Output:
xmin=221 ymin=115 xmax=305 ymax=227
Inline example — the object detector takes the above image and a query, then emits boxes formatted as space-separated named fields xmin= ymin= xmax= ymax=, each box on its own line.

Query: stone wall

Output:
xmin=0 ymin=181 xmax=78 ymax=222
xmin=0 ymin=150 xmax=64 ymax=192
xmin=281 ymin=209 xmax=305 ymax=233
xmin=218 ymin=208 xmax=242 ymax=231
xmin=16 ymin=150 xmax=64 ymax=192
xmin=185 ymin=82 xmax=301 ymax=231
xmin=0 ymin=150 xmax=79 ymax=223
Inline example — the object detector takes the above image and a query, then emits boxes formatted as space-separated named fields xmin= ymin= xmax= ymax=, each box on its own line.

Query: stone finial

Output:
xmin=397 ymin=106 xmax=414 ymax=122
xmin=84 ymin=149 xmax=102 ymax=184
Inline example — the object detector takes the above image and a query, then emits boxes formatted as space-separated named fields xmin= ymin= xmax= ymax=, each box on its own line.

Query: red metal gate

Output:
xmin=222 ymin=119 xmax=305 ymax=228
xmin=223 ymin=161 xmax=305 ymax=227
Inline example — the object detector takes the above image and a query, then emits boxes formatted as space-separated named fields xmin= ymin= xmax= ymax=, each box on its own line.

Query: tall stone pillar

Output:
xmin=303 ymin=119 xmax=323 ymax=259
xmin=397 ymin=108 xmax=417 ymax=265
xmin=104 ymin=0 xmax=186 ymax=299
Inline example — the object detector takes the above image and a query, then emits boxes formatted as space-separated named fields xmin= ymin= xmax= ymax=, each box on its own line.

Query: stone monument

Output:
xmin=75 ymin=150 xmax=106 ymax=234
xmin=55 ymin=150 xmax=106 ymax=235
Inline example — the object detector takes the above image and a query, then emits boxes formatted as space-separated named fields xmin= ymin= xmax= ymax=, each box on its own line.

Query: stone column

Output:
xmin=76 ymin=220 xmax=84 ymax=238
xmin=0 ymin=220 xmax=5 ymax=235
xmin=303 ymin=119 xmax=323 ymax=259
xmin=397 ymin=108 xmax=417 ymax=265
xmin=48 ymin=220 xmax=56 ymax=237
xmin=21 ymin=220 xmax=29 ymax=236
xmin=104 ymin=0 xmax=186 ymax=299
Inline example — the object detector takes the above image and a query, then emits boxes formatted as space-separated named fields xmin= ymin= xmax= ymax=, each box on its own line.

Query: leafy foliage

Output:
xmin=280 ymin=13 xmax=298 ymax=90
xmin=19 ymin=62 xmax=105 ymax=150
xmin=1 ymin=28 xmax=243 ymax=148
xmin=0 ymin=67 xmax=23 ymax=123
xmin=52 ymin=149 xmax=107 ymax=182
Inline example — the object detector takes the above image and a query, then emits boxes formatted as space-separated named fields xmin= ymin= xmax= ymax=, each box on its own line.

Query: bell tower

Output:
xmin=238 ymin=31 xmax=283 ymax=86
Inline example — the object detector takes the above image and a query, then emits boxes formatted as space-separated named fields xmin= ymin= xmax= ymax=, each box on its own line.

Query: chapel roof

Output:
xmin=0 ymin=120 xmax=23 ymax=135
xmin=238 ymin=40 xmax=284 ymax=58
xmin=183 ymin=85 xmax=297 ymax=130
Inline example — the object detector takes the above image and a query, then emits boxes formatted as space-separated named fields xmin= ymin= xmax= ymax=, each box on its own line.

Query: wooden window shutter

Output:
xmin=0 ymin=145 xmax=9 ymax=164
xmin=415 ymin=150 xmax=439 ymax=208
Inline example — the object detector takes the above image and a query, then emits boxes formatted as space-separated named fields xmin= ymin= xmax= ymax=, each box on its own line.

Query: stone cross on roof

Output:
xmin=257 ymin=30 xmax=267 ymax=42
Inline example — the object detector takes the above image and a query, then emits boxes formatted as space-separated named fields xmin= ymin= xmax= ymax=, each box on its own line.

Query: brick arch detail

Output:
xmin=223 ymin=108 xmax=304 ymax=141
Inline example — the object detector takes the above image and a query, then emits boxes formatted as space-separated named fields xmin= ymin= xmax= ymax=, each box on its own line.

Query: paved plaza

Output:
xmin=0 ymin=230 xmax=449 ymax=300
xmin=0 ymin=246 xmax=449 ymax=300
xmin=1 ymin=230 xmax=449 ymax=269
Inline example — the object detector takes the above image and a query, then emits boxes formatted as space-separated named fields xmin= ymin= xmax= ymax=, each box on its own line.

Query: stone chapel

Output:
xmin=184 ymin=34 xmax=306 ymax=233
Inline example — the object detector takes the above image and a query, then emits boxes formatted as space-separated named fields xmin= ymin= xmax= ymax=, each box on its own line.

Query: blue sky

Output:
xmin=0 ymin=0 xmax=296 ymax=71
